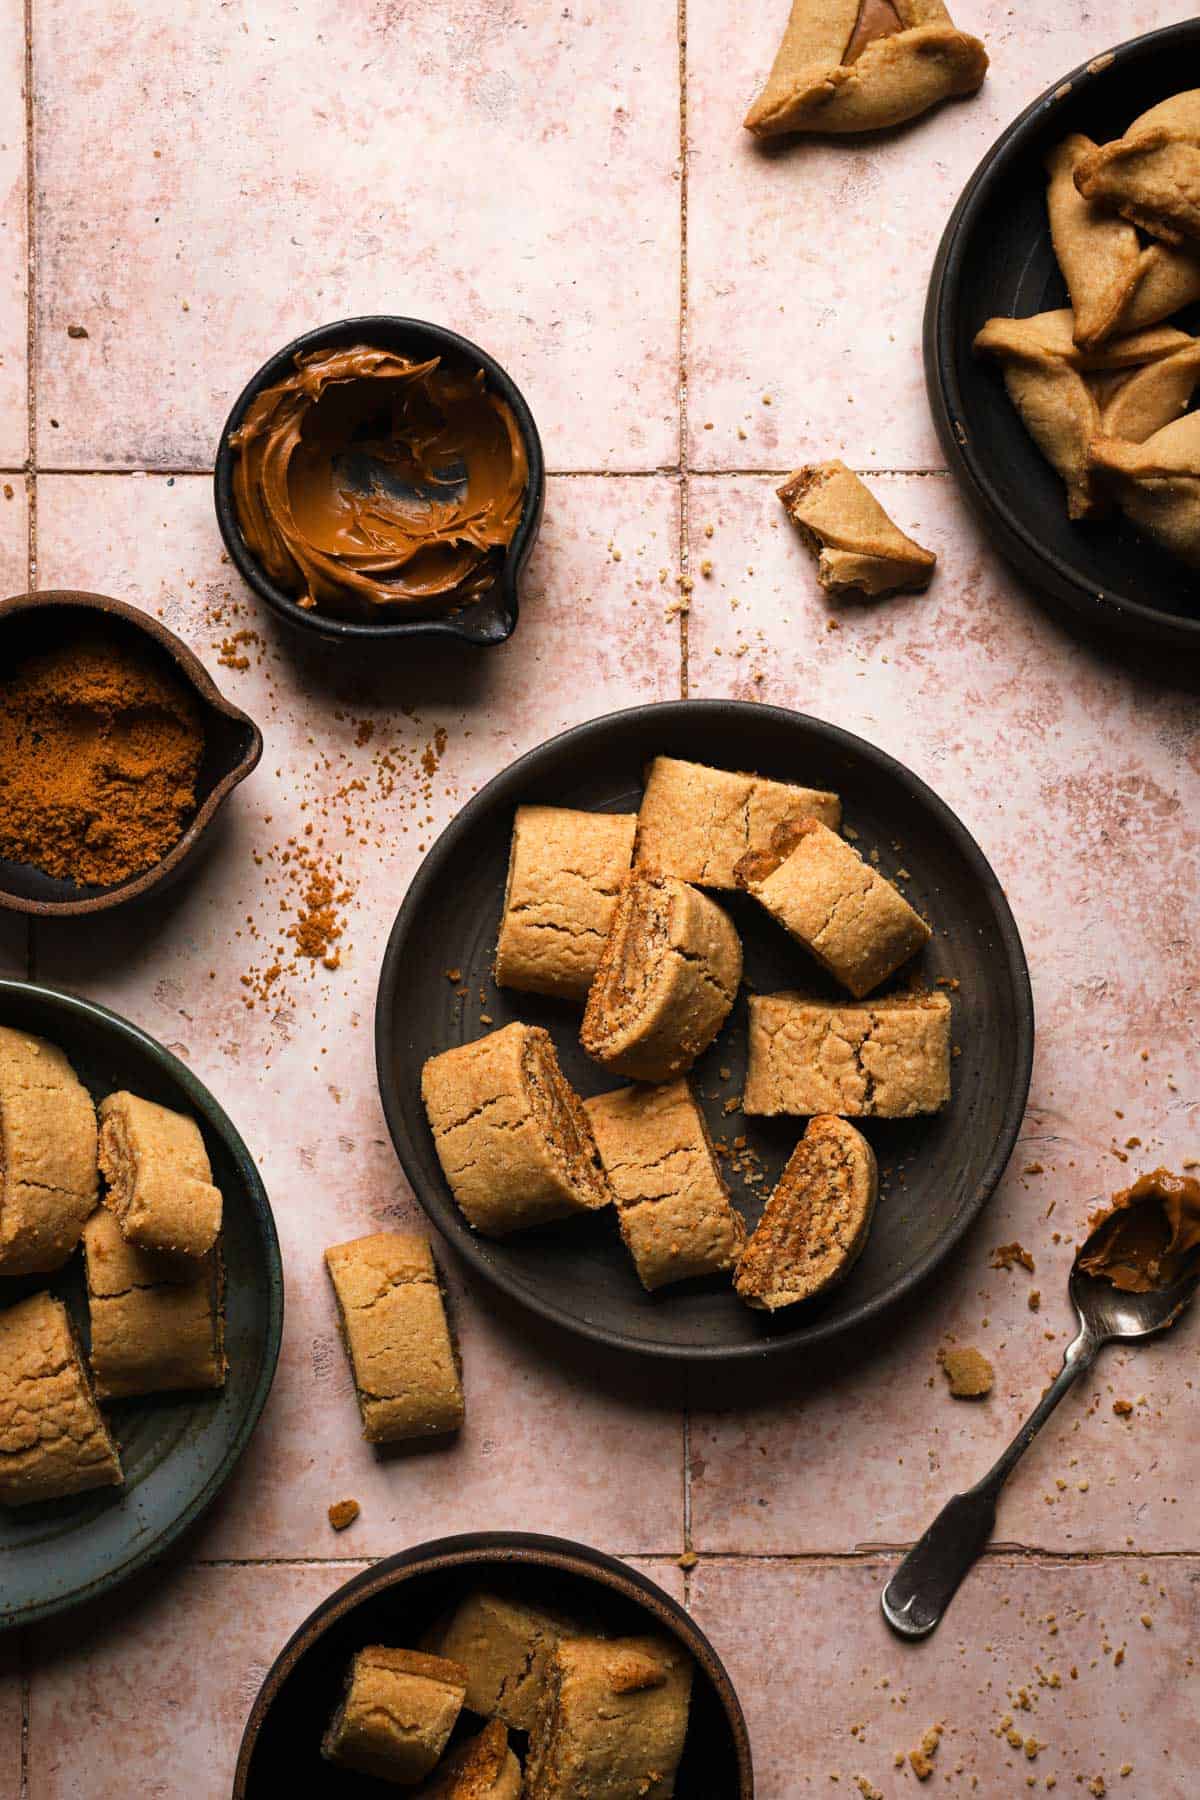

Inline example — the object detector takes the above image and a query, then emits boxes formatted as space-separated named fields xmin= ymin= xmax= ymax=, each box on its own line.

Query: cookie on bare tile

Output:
xmin=1090 ymin=412 xmax=1200 ymax=567
xmin=778 ymin=461 xmax=935 ymax=598
xmin=745 ymin=0 xmax=987 ymax=139
xmin=1075 ymin=91 xmax=1200 ymax=248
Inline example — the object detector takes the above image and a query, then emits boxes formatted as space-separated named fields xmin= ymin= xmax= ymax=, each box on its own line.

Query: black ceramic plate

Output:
xmin=926 ymin=21 xmax=1200 ymax=651
xmin=375 ymin=701 xmax=1033 ymax=1363
xmin=0 ymin=980 xmax=283 ymax=1629
xmin=234 ymin=1533 xmax=753 ymax=1798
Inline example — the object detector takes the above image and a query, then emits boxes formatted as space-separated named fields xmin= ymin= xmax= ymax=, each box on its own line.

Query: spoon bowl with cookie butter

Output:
xmin=883 ymin=1169 xmax=1200 ymax=1640
xmin=215 ymin=317 xmax=544 ymax=646
xmin=0 ymin=590 xmax=262 ymax=917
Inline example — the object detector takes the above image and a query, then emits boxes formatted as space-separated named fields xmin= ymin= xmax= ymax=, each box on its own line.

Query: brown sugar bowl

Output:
xmin=0 ymin=590 xmax=262 ymax=917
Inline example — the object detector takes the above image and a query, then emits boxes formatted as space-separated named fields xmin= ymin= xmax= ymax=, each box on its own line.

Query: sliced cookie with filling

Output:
xmin=636 ymin=755 xmax=840 ymax=890
xmin=98 ymin=1090 xmax=222 ymax=1259
xmin=524 ymin=1634 xmax=693 ymax=1800
xmin=778 ymin=462 xmax=936 ymax=599
xmin=413 ymin=1720 xmax=521 ymax=1800
xmin=321 ymin=1646 xmax=468 ymax=1786
xmin=0 ymin=1291 xmax=123 ymax=1505
xmin=736 ymin=1114 xmax=878 ymax=1310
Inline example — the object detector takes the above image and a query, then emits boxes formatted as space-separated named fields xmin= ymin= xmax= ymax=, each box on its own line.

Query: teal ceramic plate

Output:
xmin=0 ymin=979 xmax=283 ymax=1629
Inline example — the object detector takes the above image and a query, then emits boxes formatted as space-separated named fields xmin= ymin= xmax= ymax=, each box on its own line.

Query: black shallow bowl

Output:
xmin=214 ymin=315 xmax=545 ymax=647
xmin=0 ymin=980 xmax=283 ymax=1630
xmin=234 ymin=1533 xmax=753 ymax=1798
xmin=375 ymin=701 xmax=1034 ymax=1364
xmin=926 ymin=21 xmax=1200 ymax=652
xmin=0 ymin=590 xmax=262 ymax=916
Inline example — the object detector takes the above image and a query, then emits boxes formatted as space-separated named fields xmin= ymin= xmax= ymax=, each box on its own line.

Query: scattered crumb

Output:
xmin=909 ymin=1723 xmax=943 ymax=1780
xmin=328 ymin=1498 xmax=360 ymax=1531
xmin=677 ymin=1550 xmax=698 ymax=1569
xmin=1028 ymin=1289 xmax=1041 ymax=1312
xmin=1113 ymin=1399 xmax=1133 ymax=1417
xmin=66 ymin=323 xmax=89 ymax=339
xmin=939 ymin=1345 xmax=993 ymax=1399
xmin=991 ymin=1242 xmax=1035 ymax=1273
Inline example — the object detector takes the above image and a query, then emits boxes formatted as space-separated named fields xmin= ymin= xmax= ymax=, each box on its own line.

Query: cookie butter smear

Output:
xmin=231 ymin=346 xmax=527 ymax=617
xmin=1079 ymin=1168 xmax=1200 ymax=1293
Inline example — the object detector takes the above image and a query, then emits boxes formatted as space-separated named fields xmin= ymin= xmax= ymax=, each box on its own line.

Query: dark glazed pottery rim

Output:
xmin=0 ymin=589 xmax=263 ymax=916
xmin=232 ymin=1532 xmax=754 ymax=1798
xmin=374 ymin=699 xmax=1035 ymax=1365
xmin=213 ymin=314 xmax=546 ymax=646
xmin=925 ymin=20 xmax=1200 ymax=652
xmin=0 ymin=978 xmax=284 ymax=1630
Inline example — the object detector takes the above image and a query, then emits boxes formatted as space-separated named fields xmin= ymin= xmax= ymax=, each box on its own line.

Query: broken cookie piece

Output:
xmin=83 ymin=1205 xmax=226 ymax=1401
xmin=744 ymin=990 xmax=951 ymax=1118
xmin=939 ymin=1344 xmax=993 ymax=1398
xmin=973 ymin=310 xmax=1200 ymax=519
xmin=495 ymin=805 xmax=638 ymax=1003
xmin=744 ymin=0 xmax=987 ymax=139
xmin=422 ymin=1023 xmax=612 ymax=1236
xmin=1089 ymin=411 xmax=1200 ymax=566
xmin=581 ymin=873 xmax=742 ymax=1083
xmin=736 ymin=1114 xmax=877 ymax=1309
xmin=423 ymin=1589 xmax=578 ymax=1732
xmin=98 ymin=1090 xmax=222 ymax=1260
xmin=636 ymin=755 xmax=841 ymax=889
xmin=325 ymin=1232 xmax=464 ymax=1445
xmin=524 ymin=1634 xmax=693 ymax=1800
xmin=778 ymin=461 xmax=936 ymax=597
xmin=413 ymin=1719 xmax=521 ymax=1800
xmin=735 ymin=815 xmax=930 ymax=996
xmin=0 ymin=1023 xmax=98 ymax=1277
xmin=1045 ymin=133 xmax=1200 ymax=348
xmin=0 ymin=1291 xmax=123 ymax=1505
xmin=1075 ymin=90 xmax=1200 ymax=248
xmin=585 ymin=1078 xmax=747 ymax=1289
xmin=321 ymin=1646 xmax=468 ymax=1786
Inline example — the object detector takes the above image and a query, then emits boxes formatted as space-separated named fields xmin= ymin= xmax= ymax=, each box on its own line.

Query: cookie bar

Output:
xmin=325 ymin=1232 xmax=464 ymax=1444
xmin=635 ymin=755 xmax=841 ymax=889
xmin=778 ymin=462 xmax=936 ymax=598
xmin=1075 ymin=91 xmax=1200 ymax=248
xmin=0 ymin=1291 xmax=123 ymax=1506
xmin=83 ymin=1206 xmax=226 ymax=1401
xmin=735 ymin=816 xmax=930 ymax=997
xmin=422 ymin=1589 xmax=576 ymax=1732
xmin=581 ymin=874 xmax=741 ymax=1083
xmin=98 ymin=1091 xmax=222 ymax=1259
xmin=1090 ymin=412 xmax=1200 ymax=567
xmin=413 ymin=1720 xmax=521 ymax=1800
xmin=495 ymin=806 xmax=638 ymax=1003
xmin=736 ymin=1114 xmax=878 ymax=1310
xmin=1045 ymin=133 xmax=1200 ymax=349
xmin=321 ymin=1645 xmax=468 ymax=1786
xmin=0 ymin=1023 xmax=97 ymax=1277
xmin=585 ymin=1080 xmax=746 ymax=1289
xmin=744 ymin=991 xmax=951 ymax=1118
xmin=524 ymin=1634 xmax=693 ymax=1800
xmin=422 ymin=1024 xmax=612 ymax=1236
xmin=744 ymin=0 xmax=987 ymax=140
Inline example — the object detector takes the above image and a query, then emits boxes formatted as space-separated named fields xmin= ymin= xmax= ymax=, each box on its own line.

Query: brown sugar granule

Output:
xmin=327 ymin=1497 xmax=360 ymax=1531
xmin=991 ymin=1241 xmax=1035 ymax=1273
xmin=0 ymin=635 xmax=203 ymax=886
xmin=909 ymin=1723 xmax=943 ymax=1779
xmin=939 ymin=1345 xmax=993 ymax=1398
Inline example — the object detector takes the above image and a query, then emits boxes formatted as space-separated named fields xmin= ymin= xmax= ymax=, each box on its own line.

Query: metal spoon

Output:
xmin=881 ymin=1209 xmax=1200 ymax=1640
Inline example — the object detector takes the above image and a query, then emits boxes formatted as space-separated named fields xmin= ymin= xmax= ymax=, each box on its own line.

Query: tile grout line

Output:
xmin=16 ymin=464 xmax=954 ymax=481
xmin=22 ymin=0 xmax=37 ymax=999
xmin=181 ymin=1545 xmax=1193 ymax=1570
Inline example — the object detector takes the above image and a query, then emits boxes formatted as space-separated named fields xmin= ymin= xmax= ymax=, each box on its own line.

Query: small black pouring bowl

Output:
xmin=0 ymin=590 xmax=262 ymax=918
xmin=214 ymin=316 xmax=545 ymax=648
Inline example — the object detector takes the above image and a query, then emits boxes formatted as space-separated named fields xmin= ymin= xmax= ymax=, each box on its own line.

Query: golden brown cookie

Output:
xmin=495 ymin=806 xmax=637 ymax=1003
xmin=635 ymin=756 xmax=840 ymax=890
xmin=413 ymin=1720 xmax=521 ymax=1800
xmin=778 ymin=462 xmax=936 ymax=598
xmin=0 ymin=1025 xmax=98 ymax=1277
xmin=745 ymin=0 xmax=987 ymax=138
xmin=98 ymin=1091 xmax=222 ymax=1259
xmin=0 ymin=1291 xmax=123 ymax=1505
xmin=1075 ymin=91 xmax=1200 ymax=248
xmin=1090 ymin=412 xmax=1200 ymax=567
xmin=83 ymin=1207 xmax=226 ymax=1401
xmin=744 ymin=990 xmax=951 ymax=1117
xmin=524 ymin=1634 xmax=693 ymax=1800
xmin=324 ymin=1232 xmax=464 ymax=1443
xmin=735 ymin=1114 xmax=878 ymax=1310
xmin=321 ymin=1646 xmax=468 ymax=1786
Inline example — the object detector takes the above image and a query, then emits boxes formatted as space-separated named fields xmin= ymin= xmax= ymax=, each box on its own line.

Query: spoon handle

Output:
xmin=881 ymin=1324 xmax=1101 ymax=1639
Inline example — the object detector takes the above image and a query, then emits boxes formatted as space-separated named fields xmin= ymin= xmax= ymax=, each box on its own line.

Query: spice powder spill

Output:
xmin=0 ymin=635 xmax=203 ymax=886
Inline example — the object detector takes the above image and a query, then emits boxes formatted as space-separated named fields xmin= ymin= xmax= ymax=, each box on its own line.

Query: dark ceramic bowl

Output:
xmin=0 ymin=590 xmax=262 ymax=916
xmin=234 ymin=1533 xmax=753 ymax=1798
xmin=0 ymin=978 xmax=283 ymax=1630
xmin=926 ymin=21 xmax=1200 ymax=651
xmin=214 ymin=316 xmax=545 ymax=647
xmin=375 ymin=701 xmax=1034 ymax=1365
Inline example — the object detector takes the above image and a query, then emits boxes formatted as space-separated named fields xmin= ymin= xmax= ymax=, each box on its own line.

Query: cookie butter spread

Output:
xmin=230 ymin=346 xmax=527 ymax=617
xmin=1078 ymin=1168 xmax=1200 ymax=1293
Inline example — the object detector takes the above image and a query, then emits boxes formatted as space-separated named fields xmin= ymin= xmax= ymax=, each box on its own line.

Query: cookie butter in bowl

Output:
xmin=215 ymin=318 xmax=544 ymax=645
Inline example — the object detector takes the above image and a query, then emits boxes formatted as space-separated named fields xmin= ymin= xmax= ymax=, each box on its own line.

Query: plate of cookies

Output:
xmin=0 ymin=979 xmax=282 ymax=1628
xmin=926 ymin=20 xmax=1200 ymax=649
xmin=235 ymin=1531 xmax=752 ymax=1796
xmin=375 ymin=700 xmax=1033 ymax=1362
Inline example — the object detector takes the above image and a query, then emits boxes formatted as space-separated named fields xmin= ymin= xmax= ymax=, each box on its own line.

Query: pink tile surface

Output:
xmin=0 ymin=474 xmax=29 ymax=974
xmin=33 ymin=470 xmax=686 ymax=1559
xmin=0 ymin=0 xmax=25 ymax=467
xmin=32 ymin=0 xmax=681 ymax=473
xmin=686 ymin=472 xmax=1200 ymax=1554
xmin=689 ymin=1554 xmax=1200 ymax=1798
xmin=686 ymin=0 xmax=1198 ymax=471
xmin=26 ymin=1555 xmax=685 ymax=1799
xmin=0 ymin=1639 xmax=19 ymax=1799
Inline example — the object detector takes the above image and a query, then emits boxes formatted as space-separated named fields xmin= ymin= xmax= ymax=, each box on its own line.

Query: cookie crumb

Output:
xmin=939 ymin=1346 xmax=993 ymax=1399
xmin=909 ymin=1723 xmax=943 ymax=1780
xmin=328 ymin=1498 xmax=360 ymax=1531
xmin=677 ymin=1550 xmax=698 ymax=1569
xmin=990 ymin=1241 xmax=1035 ymax=1273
